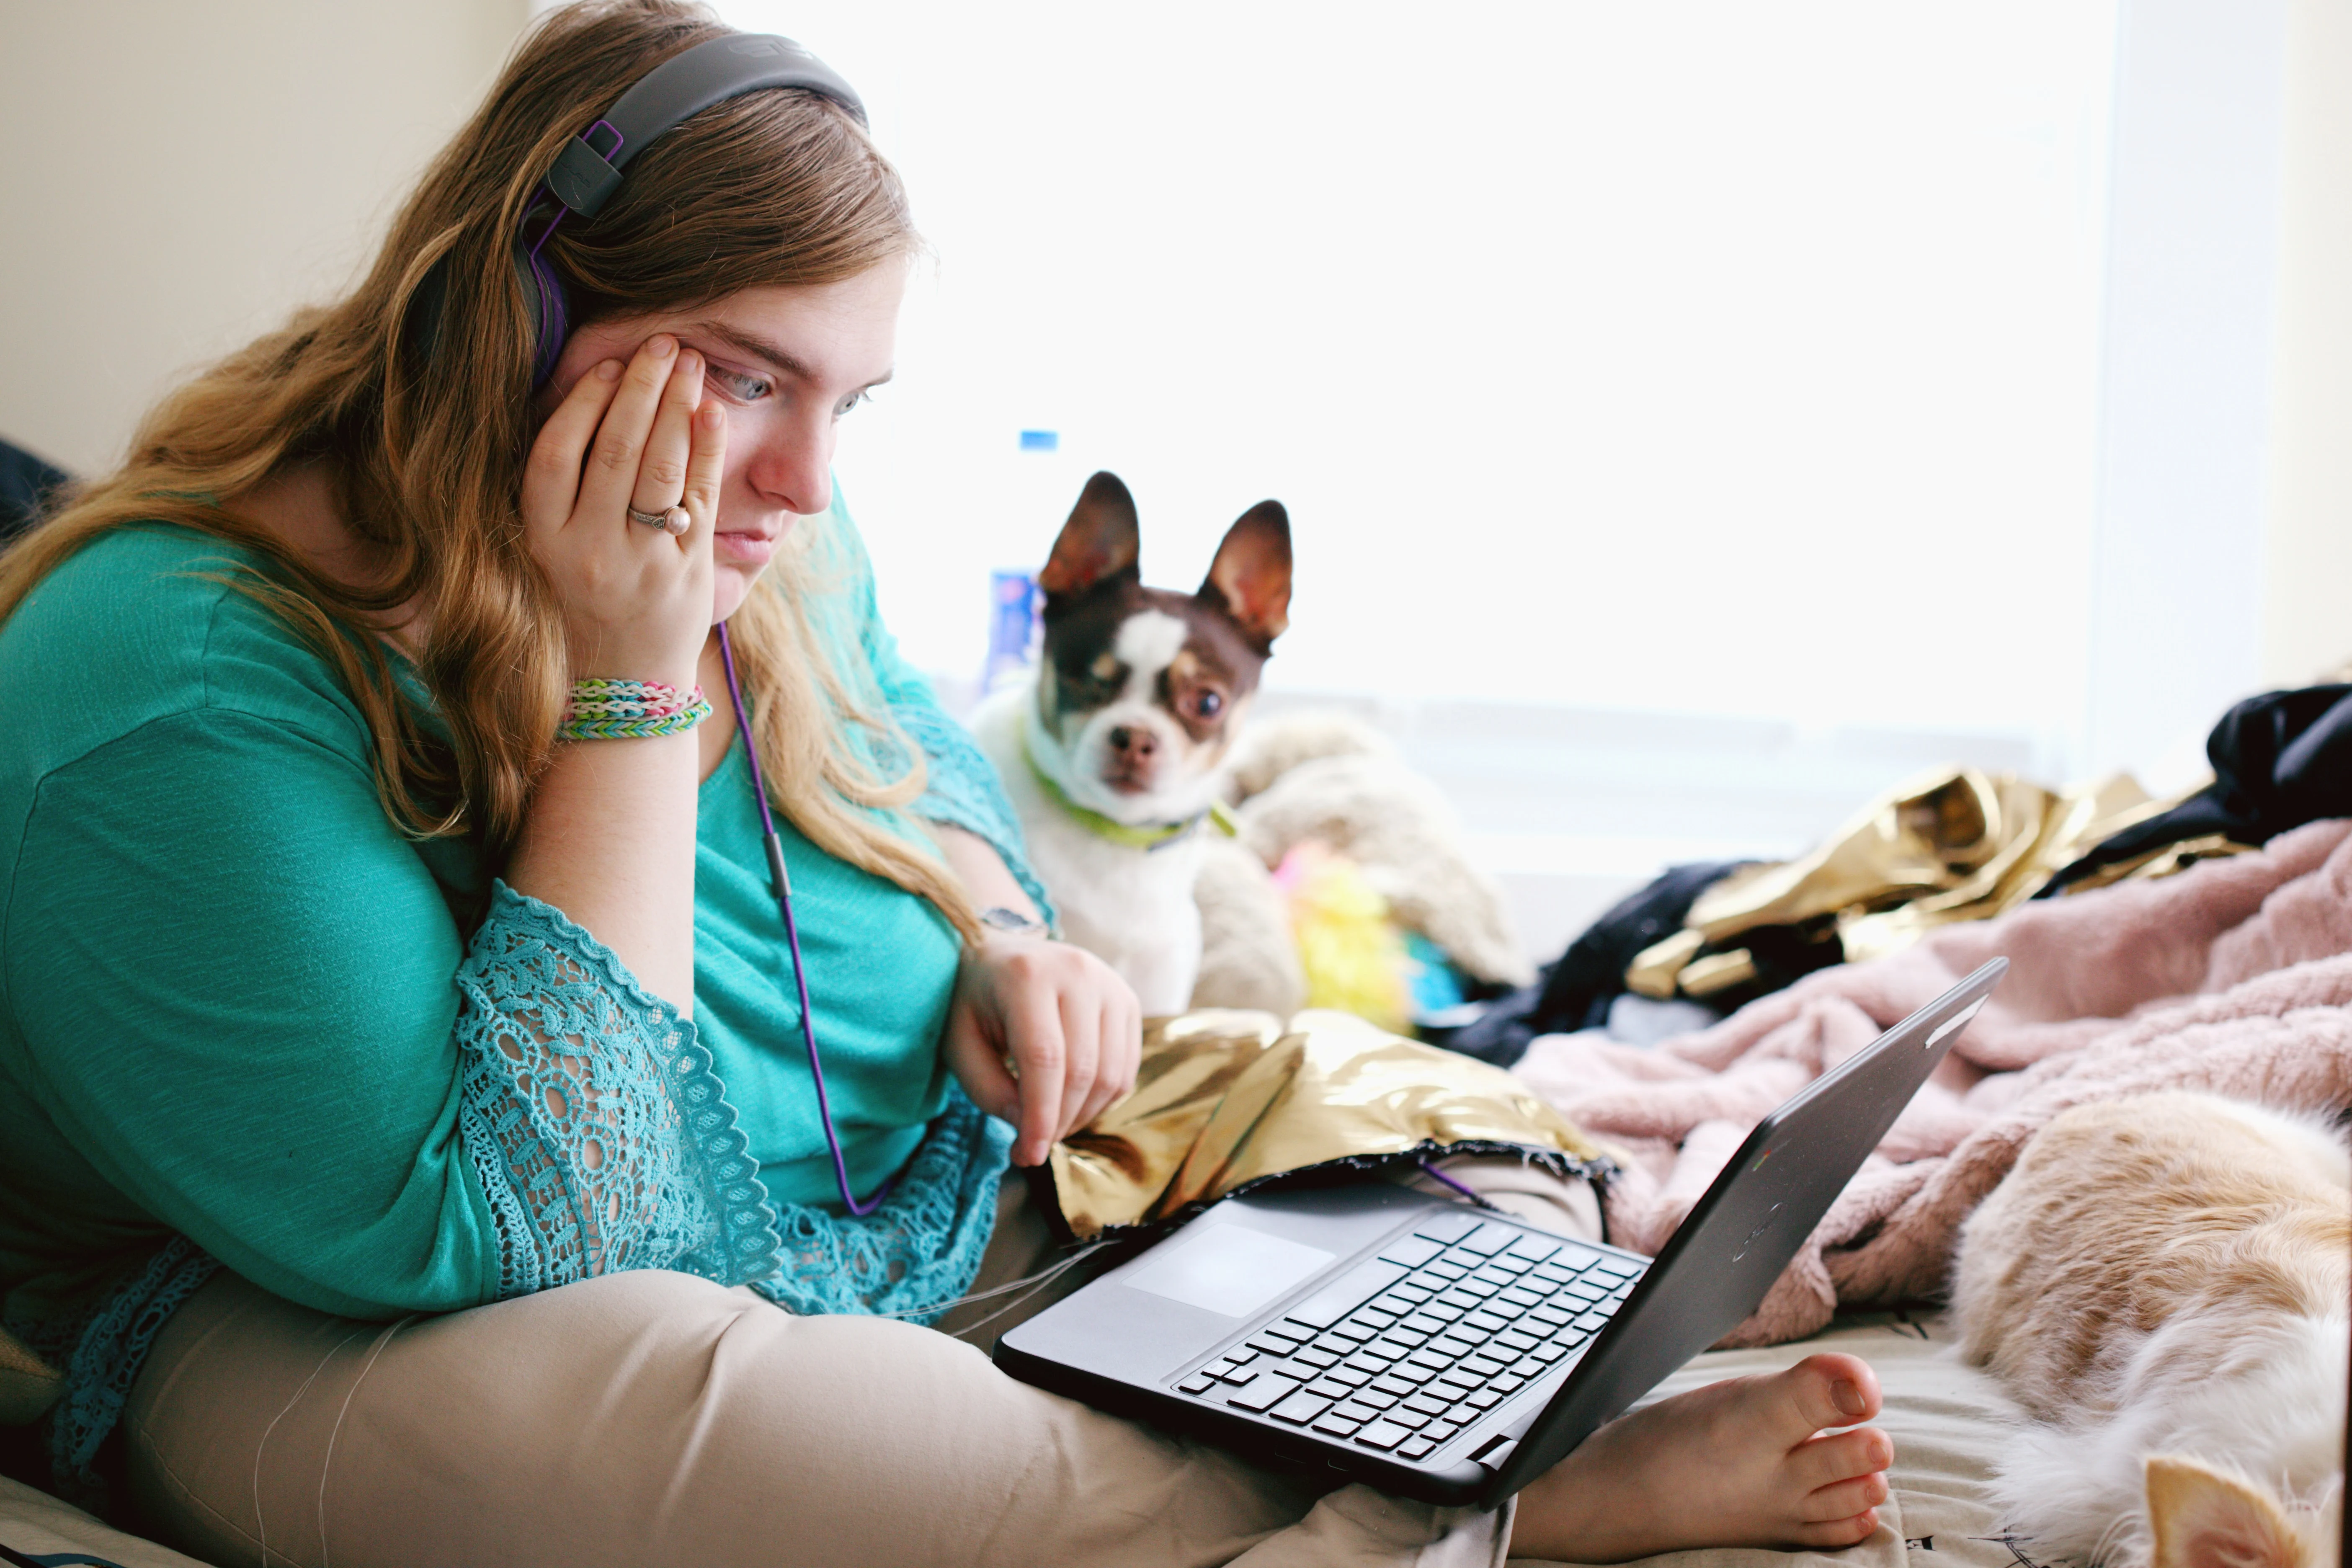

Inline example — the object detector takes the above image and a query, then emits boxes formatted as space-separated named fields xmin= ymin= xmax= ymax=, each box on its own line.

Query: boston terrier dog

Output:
xmin=974 ymin=471 xmax=1292 ymax=1015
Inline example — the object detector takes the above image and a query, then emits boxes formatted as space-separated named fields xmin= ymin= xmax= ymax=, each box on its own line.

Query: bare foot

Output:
xmin=1506 ymin=1352 xmax=1894 ymax=1563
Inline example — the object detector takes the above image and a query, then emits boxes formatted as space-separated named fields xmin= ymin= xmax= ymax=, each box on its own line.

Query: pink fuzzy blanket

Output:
xmin=1513 ymin=818 xmax=2352 ymax=1346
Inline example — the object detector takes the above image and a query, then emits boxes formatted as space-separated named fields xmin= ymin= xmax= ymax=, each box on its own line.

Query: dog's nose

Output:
xmin=1109 ymin=726 xmax=1158 ymax=761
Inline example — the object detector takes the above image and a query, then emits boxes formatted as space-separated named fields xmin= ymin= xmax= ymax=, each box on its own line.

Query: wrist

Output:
xmin=568 ymin=629 xmax=704 ymax=691
xmin=980 ymin=905 xmax=1052 ymax=939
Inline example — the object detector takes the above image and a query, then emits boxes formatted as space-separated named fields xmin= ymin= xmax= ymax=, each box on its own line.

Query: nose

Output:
xmin=739 ymin=406 xmax=836 ymax=518
xmin=1109 ymin=726 xmax=1158 ymax=761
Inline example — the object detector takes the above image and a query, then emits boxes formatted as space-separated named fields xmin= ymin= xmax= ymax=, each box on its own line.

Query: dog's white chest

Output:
xmin=975 ymin=686 xmax=1208 ymax=1016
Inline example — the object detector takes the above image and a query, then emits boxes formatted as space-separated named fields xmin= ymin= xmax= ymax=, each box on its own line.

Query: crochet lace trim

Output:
xmin=455 ymin=882 xmax=784 ymax=1295
xmin=754 ymin=1087 xmax=1011 ymax=1323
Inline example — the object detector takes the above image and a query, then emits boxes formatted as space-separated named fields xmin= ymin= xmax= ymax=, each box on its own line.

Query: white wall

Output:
xmin=2081 ymin=0 xmax=2291 ymax=780
xmin=10 ymin=1 xmax=2331 ymax=806
xmin=0 ymin=1 xmax=530 ymax=476
xmin=2260 ymin=0 xmax=2352 ymax=688
xmin=722 ymin=0 xmax=2120 ymax=760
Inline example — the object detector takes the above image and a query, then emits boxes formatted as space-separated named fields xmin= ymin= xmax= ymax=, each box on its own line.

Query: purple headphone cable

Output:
xmin=716 ymin=621 xmax=894 ymax=1216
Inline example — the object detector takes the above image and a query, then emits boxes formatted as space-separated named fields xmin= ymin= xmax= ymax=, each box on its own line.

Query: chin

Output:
xmin=712 ymin=568 xmax=759 ymax=625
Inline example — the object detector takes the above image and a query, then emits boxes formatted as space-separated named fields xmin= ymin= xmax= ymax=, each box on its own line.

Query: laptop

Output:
xmin=996 ymin=958 xmax=2004 ymax=1509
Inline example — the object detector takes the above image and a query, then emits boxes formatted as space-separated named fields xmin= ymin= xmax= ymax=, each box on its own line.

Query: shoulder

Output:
xmin=0 ymin=524 xmax=371 ymax=784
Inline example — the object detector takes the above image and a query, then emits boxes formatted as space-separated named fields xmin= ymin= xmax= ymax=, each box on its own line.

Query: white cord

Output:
xmin=939 ymin=1243 xmax=1116 ymax=1340
xmin=859 ymin=1238 xmax=1114 ymax=1324
xmin=315 ymin=1316 xmax=415 ymax=1568
xmin=252 ymin=1328 xmax=364 ymax=1568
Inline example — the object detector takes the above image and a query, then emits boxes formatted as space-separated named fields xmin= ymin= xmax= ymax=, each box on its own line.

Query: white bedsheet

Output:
xmin=1516 ymin=1314 xmax=2037 ymax=1568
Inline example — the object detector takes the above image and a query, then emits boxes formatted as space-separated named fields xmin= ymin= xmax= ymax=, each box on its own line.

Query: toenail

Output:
xmin=1831 ymin=1379 xmax=1867 ymax=1417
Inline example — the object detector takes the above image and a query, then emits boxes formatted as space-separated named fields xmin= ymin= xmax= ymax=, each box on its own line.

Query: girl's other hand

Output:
xmin=943 ymin=935 xmax=1144 ymax=1166
xmin=522 ymin=334 xmax=725 ymax=686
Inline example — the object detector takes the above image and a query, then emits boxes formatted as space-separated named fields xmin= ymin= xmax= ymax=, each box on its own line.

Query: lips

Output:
xmin=714 ymin=531 xmax=778 ymax=567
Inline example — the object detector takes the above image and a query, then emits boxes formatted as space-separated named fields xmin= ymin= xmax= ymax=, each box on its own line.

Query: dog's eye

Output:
xmin=1193 ymin=690 xmax=1224 ymax=719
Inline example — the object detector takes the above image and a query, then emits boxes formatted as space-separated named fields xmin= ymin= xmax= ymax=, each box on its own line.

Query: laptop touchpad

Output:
xmin=1125 ymin=1224 xmax=1336 ymax=1317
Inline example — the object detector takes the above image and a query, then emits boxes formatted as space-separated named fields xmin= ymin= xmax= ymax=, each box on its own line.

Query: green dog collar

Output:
xmin=1026 ymin=746 xmax=1238 ymax=851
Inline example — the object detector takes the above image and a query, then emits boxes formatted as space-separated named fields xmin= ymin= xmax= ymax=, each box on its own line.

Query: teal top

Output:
xmin=0 ymin=504 xmax=1039 ymax=1494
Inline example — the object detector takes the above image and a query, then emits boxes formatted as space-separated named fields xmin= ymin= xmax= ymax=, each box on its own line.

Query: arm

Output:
xmin=505 ymin=336 xmax=721 ymax=1011
xmin=7 ymin=705 xmax=774 ymax=1319
xmin=929 ymin=822 xmax=1041 ymax=924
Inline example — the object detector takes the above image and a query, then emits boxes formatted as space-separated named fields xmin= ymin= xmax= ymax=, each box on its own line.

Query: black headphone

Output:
xmin=410 ymin=32 xmax=867 ymax=388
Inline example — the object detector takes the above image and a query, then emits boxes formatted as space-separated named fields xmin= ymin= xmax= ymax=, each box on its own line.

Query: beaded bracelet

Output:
xmin=557 ymin=678 xmax=712 ymax=740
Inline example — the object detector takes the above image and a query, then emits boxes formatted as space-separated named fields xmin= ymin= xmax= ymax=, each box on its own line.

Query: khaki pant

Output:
xmin=123 ymin=1159 xmax=1600 ymax=1568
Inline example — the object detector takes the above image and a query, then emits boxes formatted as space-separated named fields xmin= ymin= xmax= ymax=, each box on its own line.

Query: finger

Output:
xmin=1073 ymin=983 xmax=1137 ymax=1133
xmin=575 ymin=333 xmax=678 ymax=527
xmin=1074 ymin=1002 xmax=1113 ymax=1130
xmin=1005 ymin=975 xmax=1067 ymax=1166
xmin=1071 ymin=1002 xmax=1122 ymax=1132
xmin=630 ymin=349 xmax=703 ymax=517
xmin=522 ymin=359 xmax=623 ymax=539
xmin=1054 ymin=982 xmax=1101 ymax=1145
xmin=1110 ymin=983 xmax=1142 ymax=1098
xmin=678 ymin=397 xmax=727 ymax=551
xmin=942 ymin=1001 xmax=1021 ymax=1128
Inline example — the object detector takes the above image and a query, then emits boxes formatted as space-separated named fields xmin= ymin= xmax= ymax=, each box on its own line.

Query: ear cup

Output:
xmin=514 ymin=228 xmax=571 ymax=389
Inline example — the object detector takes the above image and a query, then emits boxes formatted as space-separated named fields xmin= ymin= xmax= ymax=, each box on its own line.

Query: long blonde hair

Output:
xmin=0 ymin=0 xmax=980 ymax=941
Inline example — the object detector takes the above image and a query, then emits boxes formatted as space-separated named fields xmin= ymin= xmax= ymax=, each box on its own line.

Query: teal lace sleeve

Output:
xmin=456 ymin=880 xmax=1011 ymax=1327
xmin=754 ymin=1088 xmax=1013 ymax=1324
xmin=455 ymin=881 xmax=784 ymax=1294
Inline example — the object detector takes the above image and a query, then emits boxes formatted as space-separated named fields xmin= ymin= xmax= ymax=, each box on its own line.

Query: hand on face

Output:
xmin=521 ymin=334 xmax=722 ymax=686
xmin=942 ymin=932 xmax=1144 ymax=1166
xmin=532 ymin=270 xmax=907 ymax=630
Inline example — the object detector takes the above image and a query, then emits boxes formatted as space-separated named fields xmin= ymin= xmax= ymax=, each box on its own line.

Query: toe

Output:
xmin=1790 ymin=1509 xmax=1881 ymax=1550
xmin=1788 ymin=1426 xmax=1893 ymax=1492
xmin=1769 ymin=1352 xmax=1884 ymax=1441
xmin=1800 ymin=1469 xmax=1890 ymax=1523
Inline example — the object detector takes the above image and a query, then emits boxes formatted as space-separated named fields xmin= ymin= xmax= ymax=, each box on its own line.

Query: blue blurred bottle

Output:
xmin=983 ymin=569 xmax=1041 ymax=694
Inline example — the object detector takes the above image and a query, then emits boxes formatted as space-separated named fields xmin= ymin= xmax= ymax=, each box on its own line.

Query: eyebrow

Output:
xmin=688 ymin=320 xmax=894 ymax=391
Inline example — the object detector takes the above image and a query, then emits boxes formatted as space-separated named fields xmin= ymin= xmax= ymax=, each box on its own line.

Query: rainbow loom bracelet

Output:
xmin=558 ymin=678 xmax=712 ymax=740
xmin=567 ymin=677 xmax=693 ymax=717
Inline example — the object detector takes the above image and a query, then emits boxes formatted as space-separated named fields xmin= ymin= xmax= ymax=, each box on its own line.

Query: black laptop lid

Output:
xmin=1481 ymin=957 xmax=2005 ymax=1505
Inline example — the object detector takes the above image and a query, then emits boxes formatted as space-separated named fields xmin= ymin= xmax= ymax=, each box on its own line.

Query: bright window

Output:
xmin=718 ymin=1 xmax=2118 ymax=747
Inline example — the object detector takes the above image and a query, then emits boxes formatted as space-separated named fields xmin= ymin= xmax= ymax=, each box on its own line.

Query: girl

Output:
xmin=0 ymin=5 xmax=1894 ymax=1562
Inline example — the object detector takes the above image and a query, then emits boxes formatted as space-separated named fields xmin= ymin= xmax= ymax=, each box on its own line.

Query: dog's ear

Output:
xmin=1038 ymin=472 xmax=1140 ymax=600
xmin=1199 ymin=500 xmax=1291 ymax=650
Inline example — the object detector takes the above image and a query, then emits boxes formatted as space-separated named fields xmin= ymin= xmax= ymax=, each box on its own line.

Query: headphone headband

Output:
xmin=542 ymin=34 xmax=868 ymax=219
xmin=505 ymin=31 xmax=868 ymax=387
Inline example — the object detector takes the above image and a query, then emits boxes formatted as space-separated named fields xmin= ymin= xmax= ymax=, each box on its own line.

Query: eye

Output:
xmin=833 ymin=389 xmax=871 ymax=420
xmin=709 ymin=365 xmax=773 ymax=403
xmin=1191 ymin=689 xmax=1225 ymax=719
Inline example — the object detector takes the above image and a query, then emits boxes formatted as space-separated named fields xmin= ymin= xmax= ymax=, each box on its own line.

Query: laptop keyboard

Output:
xmin=1171 ymin=1210 xmax=1645 ymax=1463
